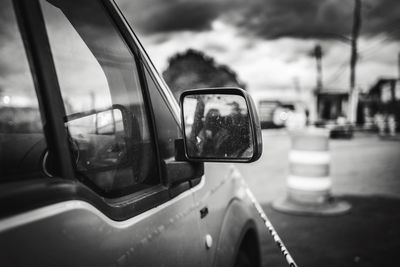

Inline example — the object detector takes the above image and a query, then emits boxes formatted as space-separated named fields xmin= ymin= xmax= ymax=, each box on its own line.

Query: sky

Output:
xmin=116 ymin=0 xmax=400 ymax=95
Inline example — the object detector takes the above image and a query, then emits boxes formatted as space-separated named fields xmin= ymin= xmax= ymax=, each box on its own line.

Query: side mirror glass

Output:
xmin=65 ymin=105 xmax=130 ymax=171
xmin=181 ymin=88 xmax=262 ymax=162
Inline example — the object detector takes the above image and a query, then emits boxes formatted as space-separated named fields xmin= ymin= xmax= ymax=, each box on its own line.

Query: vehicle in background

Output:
xmin=258 ymin=100 xmax=281 ymax=129
xmin=315 ymin=116 xmax=354 ymax=139
xmin=258 ymin=100 xmax=308 ymax=129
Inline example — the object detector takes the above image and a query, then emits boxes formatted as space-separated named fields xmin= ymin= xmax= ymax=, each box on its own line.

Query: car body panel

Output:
xmin=0 ymin=188 xmax=204 ymax=266
xmin=191 ymin=164 xmax=264 ymax=266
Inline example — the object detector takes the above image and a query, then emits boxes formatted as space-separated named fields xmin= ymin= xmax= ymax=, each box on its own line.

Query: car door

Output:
xmin=0 ymin=0 xmax=205 ymax=266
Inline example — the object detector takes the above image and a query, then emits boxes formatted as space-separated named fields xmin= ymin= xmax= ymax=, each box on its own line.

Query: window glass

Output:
xmin=0 ymin=0 xmax=47 ymax=179
xmin=40 ymin=0 xmax=157 ymax=196
xmin=145 ymin=68 xmax=181 ymax=160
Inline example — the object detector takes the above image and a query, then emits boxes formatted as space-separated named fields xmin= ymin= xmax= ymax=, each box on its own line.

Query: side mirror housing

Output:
xmin=180 ymin=87 xmax=262 ymax=163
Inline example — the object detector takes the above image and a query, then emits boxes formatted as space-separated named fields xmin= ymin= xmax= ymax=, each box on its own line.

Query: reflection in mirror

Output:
xmin=65 ymin=107 xmax=128 ymax=171
xmin=183 ymin=94 xmax=253 ymax=159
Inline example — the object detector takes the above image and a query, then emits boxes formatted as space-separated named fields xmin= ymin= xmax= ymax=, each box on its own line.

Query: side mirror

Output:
xmin=180 ymin=87 xmax=262 ymax=162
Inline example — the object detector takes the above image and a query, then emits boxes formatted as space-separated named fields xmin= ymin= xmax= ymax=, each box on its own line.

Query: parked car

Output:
xmin=315 ymin=117 xmax=354 ymax=139
xmin=0 ymin=0 xmax=265 ymax=266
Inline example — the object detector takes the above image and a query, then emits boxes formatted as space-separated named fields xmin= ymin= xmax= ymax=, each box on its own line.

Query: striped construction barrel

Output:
xmin=272 ymin=128 xmax=351 ymax=215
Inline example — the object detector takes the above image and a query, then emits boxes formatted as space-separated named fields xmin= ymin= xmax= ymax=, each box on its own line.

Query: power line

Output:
xmin=359 ymin=36 xmax=392 ymax=55
xmin=326 ymin=60 xmax=348 ymax=85
xmin=358 ymin=27 xmax=400 ymax=55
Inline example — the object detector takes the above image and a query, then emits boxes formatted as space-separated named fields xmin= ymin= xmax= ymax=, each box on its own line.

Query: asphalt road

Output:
xmin=262 ymin=195 xmax=400 ymax=267
xmin=236 ymin=130 xmax=400 ymax=267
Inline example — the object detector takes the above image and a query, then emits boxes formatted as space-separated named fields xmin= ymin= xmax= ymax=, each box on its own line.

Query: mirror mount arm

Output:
xmin=174 ymin=139 xmax=187 ymax=161
xmin=160 ymin=139 xmax=204 ymax=187
xmin=162 ymin=160 xmax=204 ymax=187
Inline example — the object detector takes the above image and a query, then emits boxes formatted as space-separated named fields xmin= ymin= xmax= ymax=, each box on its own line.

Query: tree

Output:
xmin=162 ymin=49 xmax=246 ymax=101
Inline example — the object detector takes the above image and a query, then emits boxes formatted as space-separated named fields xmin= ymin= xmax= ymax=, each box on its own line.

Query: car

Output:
xmin=315 ymin=118 xmax=354 ymax=139
xmin=0 ymin=0 xmax=266 ymax=266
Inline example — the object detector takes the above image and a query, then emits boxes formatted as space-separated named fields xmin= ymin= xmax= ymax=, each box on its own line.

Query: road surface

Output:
xmin=237 ymin=130 xmax=400 ymax=267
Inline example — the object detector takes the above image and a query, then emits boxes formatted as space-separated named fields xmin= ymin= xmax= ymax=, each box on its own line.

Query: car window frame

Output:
xmin=109 ymin=0 xmax=181 ymax=123
xmin=0 ymin=0 xmax=191 ymax=220
xmin=109 ymin=0 xmax=205 ymax=190
xmin=13 ymin=0 xmax=75 ymax=180
xmin=38 ymin=0 xmax=162 ymax=198
xmin=103 ymin=0 xmax=207 ymax=195
xmin=101 ymin=0 xmax=171 ymax=193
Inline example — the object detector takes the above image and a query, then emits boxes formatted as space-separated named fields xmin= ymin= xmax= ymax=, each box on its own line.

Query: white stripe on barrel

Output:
xmin=287 ymin=175 xmax=332 ymax=191
xmin=289 ymin=150 xmax=330 ymax=165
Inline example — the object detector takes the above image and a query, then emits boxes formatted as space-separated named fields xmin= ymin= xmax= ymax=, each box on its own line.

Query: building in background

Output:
xmin=362 ymin=78 xmax=400 ymax=133
xmin=316 ymin=90 xmax=349 ymax=123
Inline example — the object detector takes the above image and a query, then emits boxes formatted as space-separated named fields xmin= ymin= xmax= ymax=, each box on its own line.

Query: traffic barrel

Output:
xmin=272 ymin=128 xmax=351 ymax=215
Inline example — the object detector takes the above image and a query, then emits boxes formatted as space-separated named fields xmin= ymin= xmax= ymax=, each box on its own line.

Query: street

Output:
xmin=239 ymin=130 xmax=400 ymax=202
xmin=237 ymin=130 xmax=400 ymax=266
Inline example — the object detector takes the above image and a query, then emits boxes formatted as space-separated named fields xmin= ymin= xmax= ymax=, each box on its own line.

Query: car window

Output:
xmin=0 ymin=0 xmax=47 ymax=180
xmin=145 ymin=67 xmax=182 ymax=160
xmin=40 ymin=0 xmax=158 ymax=196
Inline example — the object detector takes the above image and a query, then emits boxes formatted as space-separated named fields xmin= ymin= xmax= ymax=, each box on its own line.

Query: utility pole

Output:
xmin=311 ymin=44 xmax=323 ymax=122
xmin=314 ymin=44 xmax=323 ymax=93
xmin=349 ymin=0 xmax=362 ymax=124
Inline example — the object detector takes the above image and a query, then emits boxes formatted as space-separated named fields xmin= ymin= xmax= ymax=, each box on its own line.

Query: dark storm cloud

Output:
xmin=229 ymin=0 xmax=354 ymax=40
xmin=117 ymin=0 xmax=400 ymax=40
xmin=117 ymin=0 xmax=226 ymax=33
xmin=231 ymin=0 xmax=400 ymax=40
xmin=363 ymin=0 xmax=400 ymax=39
